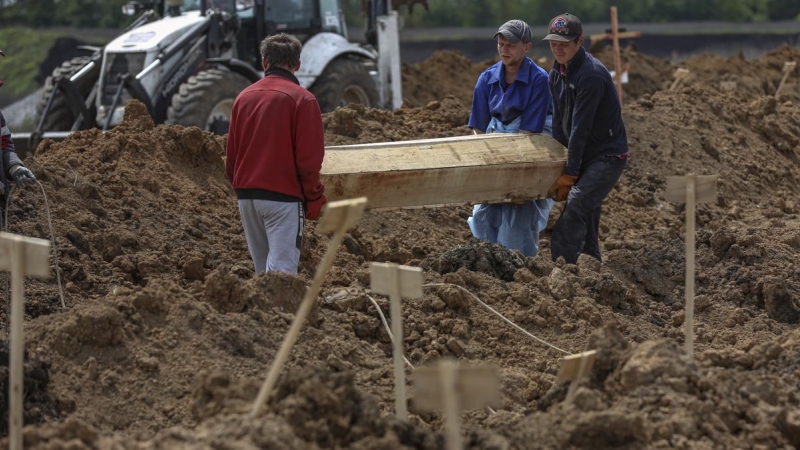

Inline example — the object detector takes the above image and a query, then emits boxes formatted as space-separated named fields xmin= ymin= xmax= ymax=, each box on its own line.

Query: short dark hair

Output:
xmin=260 ymin=34 xmax=302 ymax=69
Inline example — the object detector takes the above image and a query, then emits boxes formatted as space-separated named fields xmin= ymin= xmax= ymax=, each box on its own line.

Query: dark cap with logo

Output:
xmin=542 ymin=13 xmax=583 ymax=42
xmin=493 ymin=19 xmax=532 ymax=44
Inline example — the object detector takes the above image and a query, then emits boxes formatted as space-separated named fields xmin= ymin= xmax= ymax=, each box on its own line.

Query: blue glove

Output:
xmin=9 ymin=165 xmax=36 ymax=187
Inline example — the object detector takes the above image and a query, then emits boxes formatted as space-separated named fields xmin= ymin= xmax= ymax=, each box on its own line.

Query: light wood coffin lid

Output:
xmin=321 ymin=133 xmax=567 ymax=209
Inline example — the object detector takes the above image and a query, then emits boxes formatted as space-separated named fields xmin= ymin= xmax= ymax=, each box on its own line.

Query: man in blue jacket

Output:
xmin=542 ymin=13 xmax=629 ymax=264
xmin=467 ymin=19 xmax=554 ymax=257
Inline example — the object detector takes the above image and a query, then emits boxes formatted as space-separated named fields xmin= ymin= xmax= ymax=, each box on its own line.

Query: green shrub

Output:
xmin=0 ymin=27 xmax=63 ymax=104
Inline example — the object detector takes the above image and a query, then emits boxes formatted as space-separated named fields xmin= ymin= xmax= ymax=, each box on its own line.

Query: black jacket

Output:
xmin=1 ymin=110 xmax=24 ymax=200
xmin=549 ymin=47 xmax=628 ymax=175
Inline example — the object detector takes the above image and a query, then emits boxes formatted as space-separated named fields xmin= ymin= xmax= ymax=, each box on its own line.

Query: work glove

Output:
xmin=9 ymin=165 xmax=37 ymax=187
xmin=547 ymin=174 xmax=578 ymax=202
xmin=305 ymin=195 xmax=327 ymax=220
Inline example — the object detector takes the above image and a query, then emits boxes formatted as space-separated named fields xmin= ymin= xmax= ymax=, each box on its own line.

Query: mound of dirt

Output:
xmin=673 ymin=45 xmax=800 ymax=103
xmin=324 ymin=94 xmax=472 ymax=145
xmin=581 ymin=43 xmax=800 ymax=103
xmin=0 ymin=43 xmax=798 ymax=449
xmin=494 ymin=325 xmax=800 ymax=449
xmin=591 ymin=44 xmax=675 ymax=98
xmin=401 ymin=50 xmax=492 ymax=108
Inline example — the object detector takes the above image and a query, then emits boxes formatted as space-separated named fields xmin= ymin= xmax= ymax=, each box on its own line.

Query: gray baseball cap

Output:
xmin=493 ymin=20 xmax=532 ymax=44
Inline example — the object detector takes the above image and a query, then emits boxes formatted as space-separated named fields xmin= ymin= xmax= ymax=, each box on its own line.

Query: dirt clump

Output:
xmin=0 ymin=340 xmax=58 ymax=436
xmin=423 ymin=239 xmax=526 ymax=281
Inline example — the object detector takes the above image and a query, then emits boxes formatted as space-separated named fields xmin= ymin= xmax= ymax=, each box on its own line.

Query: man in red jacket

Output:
xmin=226 ymin=33 xmax=327 ymax=274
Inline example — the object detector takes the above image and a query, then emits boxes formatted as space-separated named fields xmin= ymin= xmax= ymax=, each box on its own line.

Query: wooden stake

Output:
xmin=684 ymin=175 xmax=696 ymax=354
xmin=775 ymin=61 xmax=796 ymax=99
xmin=369 ymin=263 xmax=423 ymax=421
xmin=440 ymin=359 xmax=462 ymax=450
xmin=0 ymin=233 xmax=51 ymax=450
xmin=556 ymin=350 xmax=597 ymax=402
xmin=414 ymin=362 xmax=499 ymax=448
xmin=669 ymin=68 xmax=690 ymax=91
xmin=665 ymin=176 xmax=717 ymax=356
xmin=610 ymin=6 xmax=623 ymax=106
xmin=250 ymin=198 xmax=367 ymax=418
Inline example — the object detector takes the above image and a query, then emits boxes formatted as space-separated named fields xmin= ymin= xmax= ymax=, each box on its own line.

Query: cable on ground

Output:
xmin=422 ymin=283 xmax=572 ymax=355
xmin=366 ymin=293 xmax=497 ymax=415
xmin=3 ymin=182 xmax=67 ymax=315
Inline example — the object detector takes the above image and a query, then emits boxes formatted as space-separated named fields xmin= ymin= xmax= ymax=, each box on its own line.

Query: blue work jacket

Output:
xmin=469 ymin=57 xmax=552 ymax=133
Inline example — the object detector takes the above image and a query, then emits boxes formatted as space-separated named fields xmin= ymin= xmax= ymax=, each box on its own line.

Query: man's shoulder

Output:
xmin=523 ymin=57 xmax=549 ymax=81
xmin=478 ymin=61 xmax=504 ymax=84
xmin=239 ymin=77 xmax=313 ymax=102
xmin=580 ymin=51 xmax=612 ymax=80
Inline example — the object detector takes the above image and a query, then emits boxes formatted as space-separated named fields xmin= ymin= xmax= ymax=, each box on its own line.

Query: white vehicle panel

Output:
xmin=296 ymin=32 xmax=375 ymax=88
xmin=105 ymin=11 xmax=207 ymax=53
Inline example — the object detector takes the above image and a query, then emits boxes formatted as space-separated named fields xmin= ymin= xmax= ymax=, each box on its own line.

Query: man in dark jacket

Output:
xmin=1 ymin=49 xmax=38 ymax=230
xmin=542 ymin=13 xmax=629 ymax=264
xmin=226 ymin=34 xmax=326 ymax=274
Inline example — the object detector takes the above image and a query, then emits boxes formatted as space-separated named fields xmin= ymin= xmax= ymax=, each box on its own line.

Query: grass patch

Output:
xmin=0 ymin=27 xmax=69 ymax=104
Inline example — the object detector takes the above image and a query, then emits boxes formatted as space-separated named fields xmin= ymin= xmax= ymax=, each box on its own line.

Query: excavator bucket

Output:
xmin=8 ymin=132 xmax=73 ymax=161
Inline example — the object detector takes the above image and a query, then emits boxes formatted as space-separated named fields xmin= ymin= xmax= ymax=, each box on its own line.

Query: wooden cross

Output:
xmin=414 ymin=360 xmax=499 ymax=450
xmin=250 ymin=197 xmax=368 ymax=417
xmin=665 ymin=175 xmax=718 ymax=355
xmin=775 ymin=61 xmax=796 ymax=99
xmin=0 ymin=232 xmax=51 ymax=450
xmin=557 ymin=350 xmax=597 ymax=402
xmin=589 ymin=6 xmax=641 ymax=106
xmin=370 ymin=262 xmax=423 ymax=421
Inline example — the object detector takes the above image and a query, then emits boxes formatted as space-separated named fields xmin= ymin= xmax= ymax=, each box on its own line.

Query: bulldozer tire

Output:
xmin=34 ymin=56 xmax=99 ymax=132
xmin=310 ymin=58 xmax=379 ymax=112
xmin=167 ymin=68 xmax=252 ymax=134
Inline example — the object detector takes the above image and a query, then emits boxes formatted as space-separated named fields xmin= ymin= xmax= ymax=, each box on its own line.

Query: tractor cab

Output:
xmin=235 ymin=0 xmax=348 ymax=71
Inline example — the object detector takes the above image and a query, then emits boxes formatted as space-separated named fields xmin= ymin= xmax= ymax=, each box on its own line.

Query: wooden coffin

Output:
xmin=321 ymin=133 xmax=567 ymax=209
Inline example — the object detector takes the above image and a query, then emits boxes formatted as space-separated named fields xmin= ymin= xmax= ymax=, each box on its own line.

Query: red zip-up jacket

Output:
xmin=226 ymin=68 xmax=325 ymax=204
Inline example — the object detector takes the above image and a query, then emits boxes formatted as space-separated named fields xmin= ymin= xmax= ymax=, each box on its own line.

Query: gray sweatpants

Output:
xmin=238 ymin=199 xmax=304 ymax=274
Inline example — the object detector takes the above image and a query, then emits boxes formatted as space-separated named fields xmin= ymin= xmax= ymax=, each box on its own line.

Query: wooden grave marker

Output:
xmin=414 ymin=360 xmax=499 ymax=450
xmin=370 ymin=262 xmax=423 ymax=421
xmin=557 ymin=350 xmax=597 ymax=402
xmin=0 ymin=232 xmax=51 ymax=450
xmin=669 ymin=68 xmax=690 ymax=91
xmin=589 ymin=6 xmax=641 ymax=106
xmin=665 ymin=175 xmax=718 ymax=354
xmin=775 ymin=61 xmax=796 ymax=99
xmin=250 ymin=197 xmax=368 ymax=417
